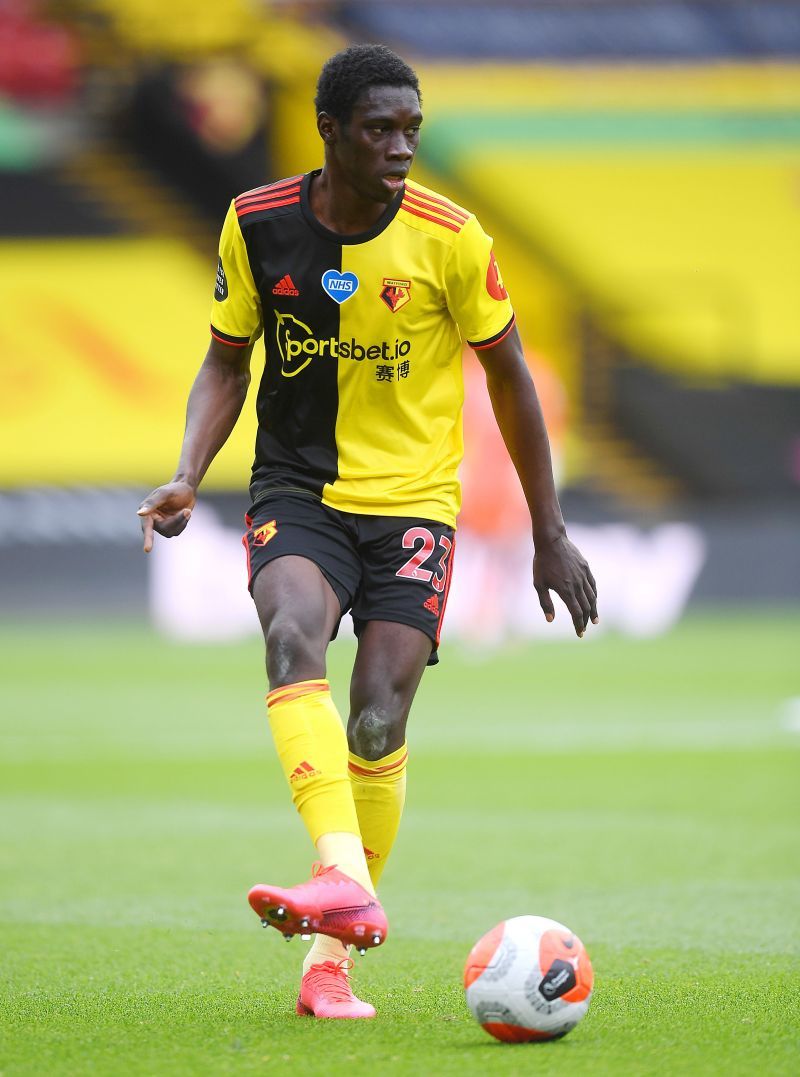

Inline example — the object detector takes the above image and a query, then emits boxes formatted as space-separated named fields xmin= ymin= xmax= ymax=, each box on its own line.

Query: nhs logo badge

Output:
xmin=322 ymin=270 xmax=359 ymax=304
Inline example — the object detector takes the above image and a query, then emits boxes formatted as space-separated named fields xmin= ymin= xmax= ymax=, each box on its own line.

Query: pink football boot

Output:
xmin=248 ymin=863 xmax=388 ymax=954
xmin=296 ymin=959 xmax=376 ymax=1019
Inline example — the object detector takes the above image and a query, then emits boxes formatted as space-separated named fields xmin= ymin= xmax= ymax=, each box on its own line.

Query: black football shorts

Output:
xmin=242 ymin=490 xmax=456 ymax=665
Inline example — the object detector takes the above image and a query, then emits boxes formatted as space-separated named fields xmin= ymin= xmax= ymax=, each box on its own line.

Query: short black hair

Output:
xmin=315 ymin=44 xmax=420 ymax=124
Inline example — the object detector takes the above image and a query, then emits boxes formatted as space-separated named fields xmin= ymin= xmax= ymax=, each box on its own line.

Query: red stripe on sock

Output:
xmin=268 ymin=680 xmax=330 ymax=708
xmin=348 ymin=751 xmax=408 ymax=778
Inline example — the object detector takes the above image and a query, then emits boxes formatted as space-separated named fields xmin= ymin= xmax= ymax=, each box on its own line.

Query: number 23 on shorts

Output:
xmin=395 ymin=526 xmax=453 ymax=594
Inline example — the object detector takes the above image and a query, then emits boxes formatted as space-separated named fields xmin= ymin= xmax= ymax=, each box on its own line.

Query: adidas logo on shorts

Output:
xmin=423 ymin=593 xmax=440 ymax=615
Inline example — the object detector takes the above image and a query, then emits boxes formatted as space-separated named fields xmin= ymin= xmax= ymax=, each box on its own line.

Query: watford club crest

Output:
xmin=252 ymin=519 xmax=277 ymax=546
xmin=380 ymin=277 xmax=412 ymax=313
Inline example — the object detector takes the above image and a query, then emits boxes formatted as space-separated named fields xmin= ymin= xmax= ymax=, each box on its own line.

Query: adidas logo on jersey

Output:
xmin=272 ymin=274 xmax=299 ymax=296
xmin=289 ymin=760 xmax=320 ymax=782
xmin=423 ymin=594 xmax=440 ymax=615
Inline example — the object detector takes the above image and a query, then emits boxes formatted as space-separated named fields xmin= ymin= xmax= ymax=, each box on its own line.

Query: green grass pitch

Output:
xmin=2 ymin=612 xmax=799 ymax=1075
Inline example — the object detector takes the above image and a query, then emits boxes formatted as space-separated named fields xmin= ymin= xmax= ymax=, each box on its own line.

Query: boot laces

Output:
xmin=306 ymin=959 xmax=355 ymax=1002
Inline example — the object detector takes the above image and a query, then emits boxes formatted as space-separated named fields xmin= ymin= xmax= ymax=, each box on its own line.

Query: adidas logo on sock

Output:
xmin=272 ymin=274 xmax=300 ymax=296
xmin=423 ymin=593 xmax=439 ymax=615
xmin=363 ymin=846 xmax=381 ymax=861
xmin=290 ymin=760 xmax=320 ymax=782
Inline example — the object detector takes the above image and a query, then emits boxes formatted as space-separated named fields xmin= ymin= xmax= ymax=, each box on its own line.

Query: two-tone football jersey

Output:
xmin=210 ymin=170 xmax=515 ymax=528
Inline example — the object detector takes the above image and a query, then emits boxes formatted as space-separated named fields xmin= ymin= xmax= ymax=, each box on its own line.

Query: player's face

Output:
xmin=335 ymin=85 xmax=422 ymax=203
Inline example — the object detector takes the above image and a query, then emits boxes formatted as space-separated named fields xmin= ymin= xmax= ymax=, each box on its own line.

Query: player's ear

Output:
xmin=317 ymin=112 xmax=336 ymax=144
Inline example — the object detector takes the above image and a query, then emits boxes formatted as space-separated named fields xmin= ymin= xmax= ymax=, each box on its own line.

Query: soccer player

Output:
xmin=138 ymin=44 xmax=598 ymax=1019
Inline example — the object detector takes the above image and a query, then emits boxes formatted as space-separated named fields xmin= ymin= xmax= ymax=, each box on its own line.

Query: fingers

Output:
xmin=137 ymin=506 xmax=192 ymax=552
xmin=583 ymin=564 xmax=599 ymax=623
xmin=535 ymin=541 xmax=598 ymax=635
xmin=584 ymin=578 xmax=599 ymax=624
xmin=585 ymin=565 xmax=598 ymax=597
xmin=137 ymin=495 xmax=157 ymax=553
xmin=542 ymin=580 xmax=590 ymax=637
xmin=535 ymin=584 xmax=556 ymax=623
xmin=565 ymin=583 xmax=590 ymax=637
xmin=138 ymin=510 xmax=155 ymax=554
xmin=156 ymin=508 xmax=192 ymax=538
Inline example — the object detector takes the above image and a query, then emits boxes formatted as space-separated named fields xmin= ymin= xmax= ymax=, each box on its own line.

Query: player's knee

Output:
xmin=348 ymin=702 xmax=403 ymax=760
xmin=265 ymin=618 xmax=324 ymax=688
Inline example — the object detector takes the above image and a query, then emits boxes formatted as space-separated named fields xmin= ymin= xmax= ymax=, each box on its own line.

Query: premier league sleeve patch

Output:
xmin=486 ymin=250 xmax=508 ymax=300
xmin=215 ymin=257 xmax=229 ymax=301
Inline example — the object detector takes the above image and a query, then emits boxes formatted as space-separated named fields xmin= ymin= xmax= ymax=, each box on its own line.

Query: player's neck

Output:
xmin=309 ymin=168 xmax=391 ymax=236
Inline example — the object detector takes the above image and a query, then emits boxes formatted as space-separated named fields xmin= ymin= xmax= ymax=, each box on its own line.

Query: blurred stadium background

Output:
xmin=1 ymin=0 xmax=798 ymax=636
xmin=2 ymin=4 xmax=799 ymax=1072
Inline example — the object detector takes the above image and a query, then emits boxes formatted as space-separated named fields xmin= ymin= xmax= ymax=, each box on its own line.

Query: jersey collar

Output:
xmin=300 ymin=169 xmax=404 ymax=245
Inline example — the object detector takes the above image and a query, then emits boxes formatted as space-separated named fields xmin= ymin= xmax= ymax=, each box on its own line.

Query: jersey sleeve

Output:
xmin=210 ymin=200 xmax=263 ymax=347
xmin=444 ymin=214 xmax=515 ymax=350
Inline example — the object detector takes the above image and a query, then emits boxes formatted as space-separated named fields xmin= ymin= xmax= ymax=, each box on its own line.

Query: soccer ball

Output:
xmin=463 ymin=915 xmax=594 ymax=1043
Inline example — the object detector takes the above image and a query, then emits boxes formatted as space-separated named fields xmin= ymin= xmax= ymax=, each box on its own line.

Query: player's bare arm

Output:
xmin=137 ymin=336 xmax=252 ymax=552
xmin=476 ymin=326 xmax=598 ymax=636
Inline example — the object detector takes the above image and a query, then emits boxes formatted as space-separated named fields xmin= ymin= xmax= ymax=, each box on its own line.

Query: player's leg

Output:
xmin=249 ymin=552 xmax=382 ymax=1016
xmin=301 ymin=620 xmax=429 ymax=974
xmin=347 ymin=620 xmax=430 ymax=885
xmin=254 ymin=556 xmax=372 ymax=887
xmin=253 ymin=553 xmax=340 ymax=688
xmin=342 ymin=515 xmax=456 ymax=888
xmin=249 ymin=558 xmax=383 ymax=933
xmin=243 ymin=499 xmax=385 ymax=958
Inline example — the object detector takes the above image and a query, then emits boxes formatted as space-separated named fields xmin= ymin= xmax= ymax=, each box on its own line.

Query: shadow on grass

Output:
xmin=454 ymin=1036 xmax=574 ymax=1052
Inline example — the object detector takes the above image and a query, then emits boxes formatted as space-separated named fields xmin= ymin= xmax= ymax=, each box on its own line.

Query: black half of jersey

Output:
xmin=238 ymin=171 xmax=403 ymax=504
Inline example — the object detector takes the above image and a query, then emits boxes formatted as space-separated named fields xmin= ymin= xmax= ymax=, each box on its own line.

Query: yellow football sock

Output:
xmin=305 ymin=770 xmax=403 ymax=972
xmin=348 ymin=742 xmax=408 ymax=887
xmin=315 ymin=830 xmax=375 ymax=897
xmin=267 ymin=679 xmax=361 ymax=846
xmin=303 ymin=831 xmax=377 ymax=974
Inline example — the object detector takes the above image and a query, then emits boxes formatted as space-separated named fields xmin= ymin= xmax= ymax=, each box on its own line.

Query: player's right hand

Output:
xmin=137 ymin=481 xmax=196 ymax=553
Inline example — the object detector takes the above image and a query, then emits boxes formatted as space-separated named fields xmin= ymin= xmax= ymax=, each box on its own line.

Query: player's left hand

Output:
xmin=533 ymin=535 xmax=598 ymax=637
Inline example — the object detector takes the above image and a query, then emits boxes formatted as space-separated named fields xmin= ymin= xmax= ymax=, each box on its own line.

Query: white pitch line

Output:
xmin=779 ymin=697 xmax=800 ymax=733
